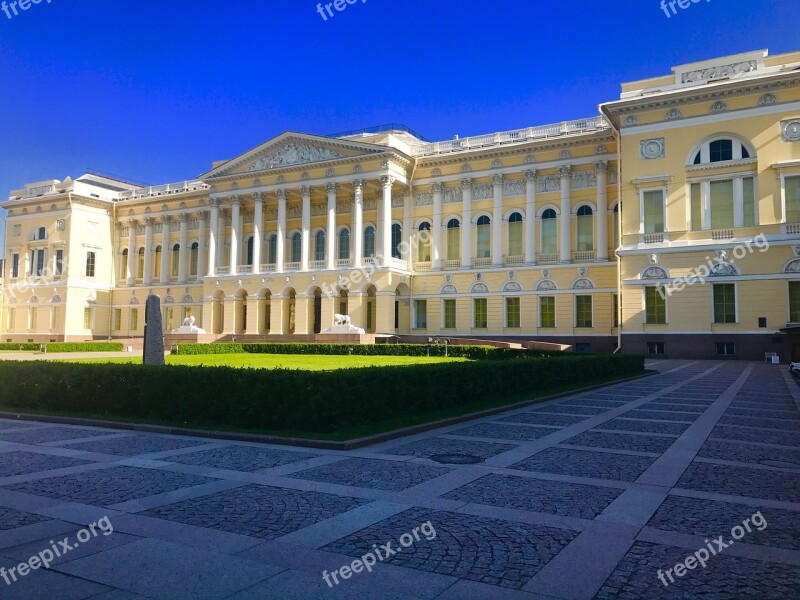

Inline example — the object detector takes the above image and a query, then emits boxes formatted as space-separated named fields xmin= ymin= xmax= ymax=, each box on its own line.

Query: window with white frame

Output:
xmin=443 ymin=299 xmax=456 ymax=329
xmin=691 ymin=137 xmax=752 ymax=166
xmin=576 ymin=206 xmax=594 ymax=251
xmin=414 ymin=299 xmax=427 ymax=329
xmin=641 ymin=189 xmax=665 ymax=234
xmin=508 ymin=212 xmax=523 ymax=257
xmin=446 ymin=219 xmax=460 ymax=261
xmin=506 ymin=297 xmax=521 ymax=328
xmin=540 ymin=209 xmax=557 ymax=254
xmin=690 ymin=177 xmax=756 ymax=230
xmin=784 ymin=175 xmax=800 ymax=224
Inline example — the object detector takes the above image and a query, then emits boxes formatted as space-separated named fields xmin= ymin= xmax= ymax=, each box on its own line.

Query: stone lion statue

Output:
xmin=334 ymin=314 xmax=352 ymax=326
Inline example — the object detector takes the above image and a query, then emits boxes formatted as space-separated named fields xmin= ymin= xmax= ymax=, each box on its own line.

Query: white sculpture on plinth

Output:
xmin=322 ymin=314 xmax=365 ymax=334
xmin=171 ymin=315 xmax=207 ymax=334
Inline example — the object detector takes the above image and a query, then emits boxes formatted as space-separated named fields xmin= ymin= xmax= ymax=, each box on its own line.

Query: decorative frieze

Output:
xmin=472 ymin=184 xmax=493 ymax=200
xmin=680 ymin=60 xmax=756 ymax=84
xmin=245 ymin=144 xmax=344 ymax=171
xmin=444 ymin=186 xmax=462 ymax=204
xmin=572 ymin=170 xmax=597 ymax=190
xmin=504 ymin=179 xmax=526 ymax=197
xmin=415 ymin=191 xmax=433 ymax=207
xmin=538 ymin=176 xmax=560 ymax=193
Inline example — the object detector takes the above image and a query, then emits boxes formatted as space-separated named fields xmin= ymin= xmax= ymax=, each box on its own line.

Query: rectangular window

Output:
xmin=786 ymin=176 xmax=800 ymax=224
xmin=790 ymin=282 xmax=800 ymax=323
xmin=473 ymin=298 xmax=488 ymax=329
xmin=506 ymin=297 xmax=521 ymax=328
xmin=443 ymin=299 xmax=456 ymax=329
xmin=113 ymin=308 xmax=122 ymax=331
xmin=648 ymin=342 xmax=665 ymax=356
xmin=643 ymin=190 xmax=664 ymax=234
xmin=645 ymin=286 xmax=667 ymax=324
xmin=690 ymin=183 xmax=702 ymax=231
xmin=713 ymin=284 xmax=736 ymax=324
xmin=540 ymin=296 xmax=556 ymax=328
xmin=575 ymin=295 xmax=593 ymax=328
xmin=32 ymin=249 xmax=45 ymax=276
xmin=10 ymin=253 xmax=19 ymax=278
xmin=83 ymin=307 xmax=93 ymax=330
xmin=414 ymin=300 xmax=427 ymax=329
xmin=710 ymin=180 xmax=734 ymax=229
xmin=612 ymin=294 xmax=619 ymax=328
xmin=742 ymin=177 xmax=756 ymax=227
xmin=85 ymin=252 xmax=96 ymax=278
xmin=55 ymin=249 xmax=64 ymax=276
xmin=716 ymin=342 xmax=735 ymax=357
xmin=130 ymin=308 xmax=139 ymax=331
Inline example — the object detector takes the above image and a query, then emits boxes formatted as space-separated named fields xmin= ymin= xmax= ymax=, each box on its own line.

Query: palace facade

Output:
xmin=2 ymin=48 xmax=800 ymax=360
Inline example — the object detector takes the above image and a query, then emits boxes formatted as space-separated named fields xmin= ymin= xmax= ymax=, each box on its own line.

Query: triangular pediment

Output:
xmin=201 ymin=132 xmax=390 ymax=180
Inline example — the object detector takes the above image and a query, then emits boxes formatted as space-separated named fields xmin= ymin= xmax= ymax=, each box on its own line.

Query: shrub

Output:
xmin=45 ymin=342 xmax=125 ymax=353
xmin=171 ymin=342 xmax=562 ymax=360
xmin=0 ymin=354 xmax=645 ymax=434
xmin=0 ymin=343 xmax=41 ymax=351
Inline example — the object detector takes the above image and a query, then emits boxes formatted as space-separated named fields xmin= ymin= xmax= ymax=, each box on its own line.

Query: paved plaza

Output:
xmin=1 ymin=360 xmax=799 ymax=598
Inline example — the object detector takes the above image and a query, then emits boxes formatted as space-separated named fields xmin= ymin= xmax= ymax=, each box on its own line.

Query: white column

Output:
xmin=431 ymin=182 xmax=442 ymax=269
xmin=216 ymin=208 xmax=226 ymax=270
xmin=276 ymin=190 xmax=286 ymax=272
xmin=596 ymin=161 xmax=608 ymax=261
xmin=702 ymin=181 xmax=711 ymax=230
xmin=352 ymin=180 xmax=364 ymax=269
xmin=301 ymin=186 xmax=311 ymax=271
xmin=559 ymin=165 xmax=572 ymax=263
xmin=229 ymin=196 xmax=240 ymax=275
xmin=524 ymin=170 xmax=537 ymax=264
xmin=142 ymin=218 xmax=153 ymax=285
xmin=160 ymin=216 xmax=170 ymax=283
xmin=207 ymin=200 xmax=218 ymax=277
xmin=127 ymin=219 xmax=136 ymax=285
xmin=461 ymin=179 xmax=472 ymax=268
xmin=326 ymin=183 xmax=337 ymax=270
xmin=492 ymin=174 xmax=504 ymax=267
xmin=178 ymin=212 xmax=188 ymax=283
xmin=733 ymin=177 xmax=744 ymax=228
xmin=402 ymin=186 xmax=413 ymax=263
xmin=198 ymin=210 xmax=208 ymax=279
xmin=252 ymin=192 xmax=263 ymax=273
xmin=380 ymin=176 xmax=394 ymax=265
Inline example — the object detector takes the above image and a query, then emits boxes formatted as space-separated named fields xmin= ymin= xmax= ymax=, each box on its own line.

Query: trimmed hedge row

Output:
xmin=171 ymin=343 xmax=561 ymax=360
xmin=0 ymin=342 xmax=124 ymax=353
xmin=45 ymin=342 xmax=124 ymax=353
xmin=0 ymin=354 xmax=644 ymax=433
xmin=0 ymin=343 xmax=41 ymax=351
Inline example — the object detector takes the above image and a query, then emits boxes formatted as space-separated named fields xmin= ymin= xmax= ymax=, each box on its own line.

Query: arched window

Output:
xmin=171 ymin=244 xmax=180 ymax=276
xmin=446 ymin=218 xmax=460 ymax=261
xmin=153 ymin=246 xmax=162 ymax=278
xmin=291 ymin=233 xmax=302 ymax=263
xmin=364 ymin=226 xmax=375 ymax=258
xmin=190 ymin=242 xmax=199 ymax=276
xmin=613 ymin=204 xmax=620 ymax=249
xmin=137 ymin=248 xmax=145 ymax=279
xmin=476 ymin=215 xmax=491 ymax=258
xmin=417 ymin=222 xmax=431 ymax=262
xmin=541 ymin=209 xmax=557 ymax=254
xmin=37 ymin=227 xmax=46 ymax=241
xmin=690 ymin=136 xmax=754 ymax=165
xmin=268 ymin=234 xmax=277 ymax=265
xmin=338 ymin=228 xmax=350 ymax=260
xmin=508 ymin=212 xmax=523 ymax=257
xmin=391 ymin=223 xmax=402 ymax=259
xmin=576 ymin=206 xmax=594 ymax=252
xmin=315 ymin=230 xmax=325 ymax=261
xmin=121 ymin=249 xmax=128 ymax=277
xmin=246 ymin=236 xmax=254 ymax=266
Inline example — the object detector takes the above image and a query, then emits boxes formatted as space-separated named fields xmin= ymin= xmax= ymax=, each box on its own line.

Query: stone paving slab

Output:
xmin=0 ymin=360 xmax=799 ymax=599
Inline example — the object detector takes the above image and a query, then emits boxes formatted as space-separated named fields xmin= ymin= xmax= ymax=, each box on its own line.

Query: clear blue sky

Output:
xmin=0 ymin=0 xmax=798 ymax=246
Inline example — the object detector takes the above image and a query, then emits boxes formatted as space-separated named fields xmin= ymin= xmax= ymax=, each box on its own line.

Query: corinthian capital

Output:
xmin=524 ymin=169 xmax=538 ymax=183
xmin=381 ymin=175 xmax=395 ymax=188
xmin=558 ymin=164 xmax=572 ymax=177
xmin=595 ymin=160 xmax=609 ymax=174
xmin=492 ymin=174 xmax=504 ymax=186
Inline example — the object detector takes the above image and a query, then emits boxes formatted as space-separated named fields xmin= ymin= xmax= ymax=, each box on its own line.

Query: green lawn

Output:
xmin=66 ymin=353 xmax=468 ymax=370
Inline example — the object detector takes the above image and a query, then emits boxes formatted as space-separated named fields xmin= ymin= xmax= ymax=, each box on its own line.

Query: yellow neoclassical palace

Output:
xmin=2 ymin=49 xmax=800 ymax=360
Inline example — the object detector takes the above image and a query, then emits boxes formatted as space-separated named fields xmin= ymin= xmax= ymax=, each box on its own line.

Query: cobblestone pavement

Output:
xmin=1 ymin=360 xmax=799 ymax=599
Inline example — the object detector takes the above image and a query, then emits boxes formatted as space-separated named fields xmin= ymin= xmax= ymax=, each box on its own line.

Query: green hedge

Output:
xmin=45 ymin=342 xmax=124 ymax=353
xmin=171 ymin=343 xmax=562 ymax=360
xmin=0 ymin=343 xmax=41 ymax=351
xmin=0 ymin=354 xmax=644 ymax=433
